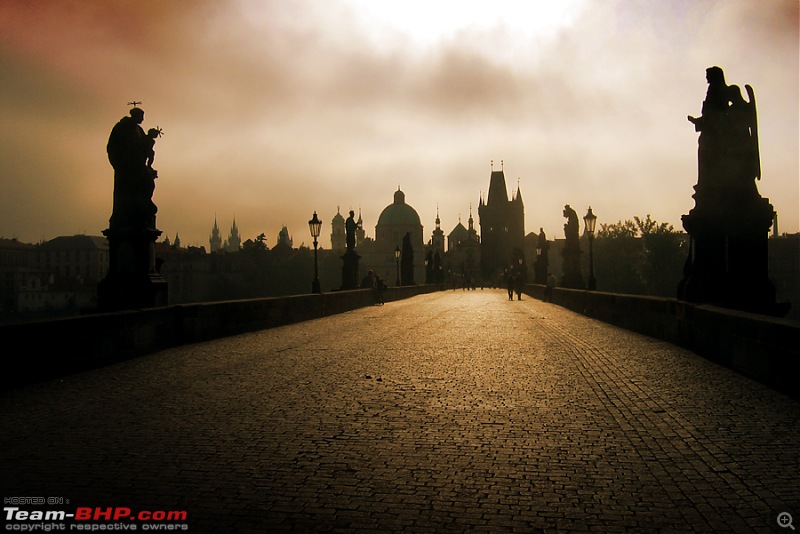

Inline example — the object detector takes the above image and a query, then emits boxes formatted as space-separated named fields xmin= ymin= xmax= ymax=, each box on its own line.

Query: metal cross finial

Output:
xmin=127 ymin=100 xmax=142 ymax=108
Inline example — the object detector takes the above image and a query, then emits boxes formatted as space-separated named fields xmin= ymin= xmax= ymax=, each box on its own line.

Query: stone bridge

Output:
xmin=1 ymin=290 xmax=798 ymax=532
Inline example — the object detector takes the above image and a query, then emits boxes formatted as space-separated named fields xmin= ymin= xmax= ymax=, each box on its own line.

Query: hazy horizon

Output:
xmin=1 ymin=0 xmax=798 ymax=249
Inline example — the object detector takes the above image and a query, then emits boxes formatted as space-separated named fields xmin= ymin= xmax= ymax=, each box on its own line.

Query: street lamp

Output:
xmin=584 ymin=206 xmax=597 ymax=290
xmin=534 ymin=244 xmax=543 ymax=284
xmin=394 ymin=245 xmax=401 ymax=286
xmin=308 ymin=211 xmax=322 ymax=294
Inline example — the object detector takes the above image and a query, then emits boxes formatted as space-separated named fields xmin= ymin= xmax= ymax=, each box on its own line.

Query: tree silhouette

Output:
xmin=593 ymin=215 xmax=685 ymax=296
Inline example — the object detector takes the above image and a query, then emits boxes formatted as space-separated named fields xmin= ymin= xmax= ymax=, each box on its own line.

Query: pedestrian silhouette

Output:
xmin=361 ymin=270 xmax=376 ymax=289
xmin=374 ymin=274 xmax=386 ymax=305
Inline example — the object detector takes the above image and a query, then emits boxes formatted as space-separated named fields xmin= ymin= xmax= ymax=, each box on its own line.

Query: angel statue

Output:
xmin=687 ymin=66 xmax=760 ymax=198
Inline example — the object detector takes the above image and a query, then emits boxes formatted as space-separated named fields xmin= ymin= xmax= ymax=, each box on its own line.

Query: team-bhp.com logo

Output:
xmin=4 ymin=505 xmax=189 ymax=530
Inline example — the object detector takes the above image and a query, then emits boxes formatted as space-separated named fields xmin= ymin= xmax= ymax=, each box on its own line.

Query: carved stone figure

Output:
xmin=340 ymin=209 xmax=361 ymax=290
xmin=560 ymin=205 xmax=584 ymax=289
xmin=563 ymin=205 xmax=579 ymax=245
xmin=99 ymin=105 xmax=167 ymax=311
xmin=107 ymin=106 xmax=159 ymax=229
xmin=680 ymin=67 xmax=788 ymax=316
xmin=687 ymin=66 xmax=759 ymax=199
xmin=345 ymin=210 xmax=357 ymax=251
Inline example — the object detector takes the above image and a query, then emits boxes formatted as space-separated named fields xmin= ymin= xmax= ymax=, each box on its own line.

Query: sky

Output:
xmin=1 ymin=0 xmax=798 ymax=249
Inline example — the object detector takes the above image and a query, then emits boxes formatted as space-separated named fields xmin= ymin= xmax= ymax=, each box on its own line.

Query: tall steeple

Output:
xmin=356 ymin=207 xmax=366 ymax=245
xmin=210 ymin=216 xmax=222 ymax=252
xmin=431 ymin=204 xmax=445 ymax=254
xmin=227 ymin=218 xmax=241 ymax=251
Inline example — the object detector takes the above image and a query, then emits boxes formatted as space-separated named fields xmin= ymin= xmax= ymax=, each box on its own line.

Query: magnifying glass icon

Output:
xmin=779 ymin=512 xmax=795 ymax=530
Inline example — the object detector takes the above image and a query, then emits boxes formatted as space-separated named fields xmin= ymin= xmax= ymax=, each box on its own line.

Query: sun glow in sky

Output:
xmin=347 ymin=0 xmax=587 ymax=48
xmin=0 ymin=0 xmax=797 ymax=248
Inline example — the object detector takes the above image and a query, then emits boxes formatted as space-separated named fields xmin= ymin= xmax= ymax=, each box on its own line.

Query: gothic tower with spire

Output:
xmin=209 ymin=217 xmax=222 ymax=252
xmin=226 ymin=218 xmax=241 ymax=252
xmin=478 ymin=161 xmax=525 ymax=280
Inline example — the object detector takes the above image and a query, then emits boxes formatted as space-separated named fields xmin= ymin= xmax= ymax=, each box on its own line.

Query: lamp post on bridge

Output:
xmin=584 ymin=206 xmax=597 ymax=291
xmin=535 ymin=244 xmax=543 ymax=284
xmin=308 ymin=211 xmax=322 ymax=294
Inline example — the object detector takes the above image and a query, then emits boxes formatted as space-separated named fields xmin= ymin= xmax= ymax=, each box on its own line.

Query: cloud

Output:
xmin=0 ymin=0 xmax=797 ymax=248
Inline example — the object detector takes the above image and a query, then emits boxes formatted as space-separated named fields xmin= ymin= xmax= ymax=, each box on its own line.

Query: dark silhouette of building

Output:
xmin=208 ymin=217 xmax=243 ymax=253
xmin=1 ymin=235 xmax=109 ymax=319
xmin=330 ymin=207 xmax=345 ymax=252
xmin=276 ymin=226 xmax=293 ymax=249
xmin=446 ymin=207 xmax=481 ymax=286
xmin=478 ymin=162 xmax=525 ymax=282
xmin=376 ymin=188 xmax=424 ymax=250
xmin=357 ymin=187 xmax=425 ymax=284
xmin=768 ymin=232 xmax=799 ymax=320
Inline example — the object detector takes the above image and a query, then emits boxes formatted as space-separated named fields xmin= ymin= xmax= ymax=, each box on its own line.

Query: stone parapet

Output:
xmin=3 ymin=285 xmax=442 ymax=390
xmin=525 ymin=283 xmax=799 ymax=399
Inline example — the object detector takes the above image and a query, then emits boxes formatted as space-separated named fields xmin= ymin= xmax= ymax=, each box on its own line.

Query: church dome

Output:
xmin=377 ymin=189 xmax=421 ymax=227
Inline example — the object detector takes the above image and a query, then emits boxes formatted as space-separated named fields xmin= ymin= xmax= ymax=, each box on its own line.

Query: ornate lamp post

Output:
xmin=308 ymin=211 xmax=322 ymax=294
xmin=394 ymin=245 xmax=401 ymax=286
xmin=535 ymin=245 xmax=543 ymax=284
xmin=584 ymin=207 xmax=597 ymax=291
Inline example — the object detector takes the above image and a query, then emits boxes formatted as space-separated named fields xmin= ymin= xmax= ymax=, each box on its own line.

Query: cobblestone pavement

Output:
xmin=2 ymin=290 xmax=799 ymax=532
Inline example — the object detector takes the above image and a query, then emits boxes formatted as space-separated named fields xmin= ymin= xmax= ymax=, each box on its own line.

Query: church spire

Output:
xmin=514 ymin=177 xmax=524 ymax=204
xmin=210 ymin=214 xmax=222 ymax=252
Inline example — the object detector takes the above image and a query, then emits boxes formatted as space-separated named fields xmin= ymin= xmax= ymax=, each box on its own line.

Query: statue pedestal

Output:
xmin=679 ymin=188 xmax=789 ymax=316
xmin=340 ymin=249 xmax=360 ymax=290
xmin=534 ymin=255 xmax=548 ymax=285
xmin=98 ymin=226 xmax=168 ymax=311
xmin=561 ymin=246 xmax=584 ymax=289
